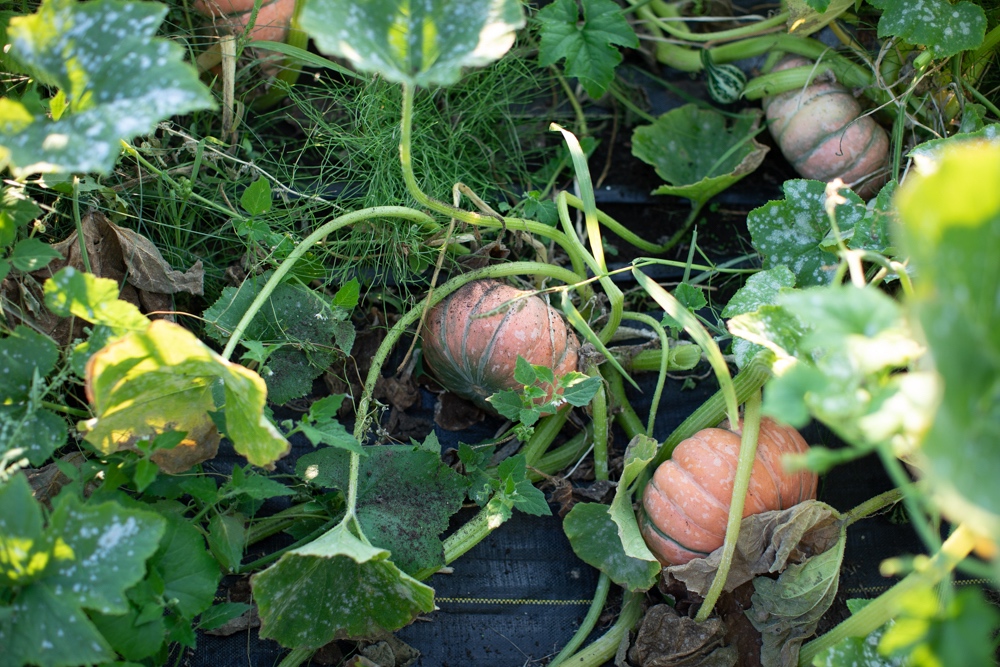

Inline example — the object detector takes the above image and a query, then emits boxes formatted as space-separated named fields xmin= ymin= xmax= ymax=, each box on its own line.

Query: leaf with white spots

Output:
xmin=252 ymin=521 xmax=435 ymax=648
xmin=746 ymin=179 xmax=866 ymax=286
xmin=909 ymin=123 xmax=1000 ymax=161
xmin=42 ymin=494 xmax=166 ymax=615
xmin=0 ymin=476 xmax=166 ymax=667
xmin=869 ymin=0 xmax=986 ymax=59
xmin=83 ymin=319 xmax=290 ymax=469
xmin=299 ymin=0 xmax=525 ymax=87
xmin=563 ymin=502 xmax=660 ymax=592
xmin=632 ymin=105 xmax=769 ymax=206
xmin=0 ymin=0 xmax=215 ymax=177
xmin=0 ymin=325 xmax=58 ymax=402
xmin=0 ymin=402 xmax=68 ymax=466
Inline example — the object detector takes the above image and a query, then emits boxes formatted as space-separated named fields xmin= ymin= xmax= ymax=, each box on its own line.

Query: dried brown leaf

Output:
xmin=149 ymin=420 xmax=222 ymax=473
xmin=665 ymin=500 xmax=842 ymax=596
xmin=628 ymin=604 xmax=737 ymax=667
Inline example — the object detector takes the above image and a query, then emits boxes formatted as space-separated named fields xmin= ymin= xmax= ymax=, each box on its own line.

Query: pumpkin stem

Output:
xmin=694 ymin=388 xmax=762 ymax=623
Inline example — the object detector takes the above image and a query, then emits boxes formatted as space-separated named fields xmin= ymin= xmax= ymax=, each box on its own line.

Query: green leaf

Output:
xmin=1 ymin=0 xmax=214 ymax=177
xmin=0 ymin=403 xmax=68 ymax=466
xmin=910 ymin=123 xmax=1000 ymax=161
xmin=297 ymin=445 xmax=467 ymax=575
xmin=8 ymin=237 xmax=61 ymax=272
xmin=0 ymin=186 xmax=41 ymax=247
xmin=332 ymin=278 xmax=360 ymax=310
xmin=197 ymin=602 xmax=252 ymax=632
xmin=564 ymin=503 xmax=660 ymax=591
xmin=895 ymin=142 xmax=1000 ymax=540
xmin=486 ymin=388 xmax=525 ymax=422
xmin=537 ymin=0 xmax=638 ymax=100
xmin=746 ymin=179 xmax=866 ymax=286
xmin=0 ymin=474 xmax=45 ymax=588
xmin=608 ymin=435 xmax=660 ymax=562
xmin=560 ymin=374 xmax=602 ymax=408
xmin=513 ymin=355 xmax=538 ymax=386
xmin=240 ymin=178 xmax=272 ymax=216
xmin=207 ymin=513 xmax=246 ymax=573
xmin=252 ymin=522 xmax=435 ymax=648
xmin=661 ymin=282 xmax=708 ymax=328
xmin=868 ymin=0 xmax=986 ymax=58
xmin=848 ymin=181 xmax=897 ymax=255
xmin=879 ymin=586 xmax=1000 ymax=667
xmin=83 ymin=319 xmax=290 ymax=469
xmin=44 ymin=267 xmax=149 ymax=334
xmin=299 ymin=0 xmax=525 ymax=87
xmin=149 ymin=511 xmax=221 ymax=618
xmin=223 ymin=465 xmax=295 ymax=501
xmin=749 ymin=527 xmax=846 ymax=666
xmin=496 ymin=453 xmax=550 ymax=515
xmin=722 ymin=266 xmax=797 ymax=319
xmin=89 ymin=588 xmax=166 ymax=662
xmin=133 ymin=458 xmax=158 ymax=493
xmin=632 ymin=105 xmax=768 ymax=206
xmin=0 ymin=325 xmax=58 ymax=402
xmin=204 ymin=278 xmax=348 ymax=406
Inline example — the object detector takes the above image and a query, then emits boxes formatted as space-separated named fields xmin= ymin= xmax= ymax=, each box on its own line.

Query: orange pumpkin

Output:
xmin=639 ymin=417 xmax=818 ymax=566
xmin=763 ymin=56 xmax=889 ymax=198
xmin=421 ymin=279 xmax=579 ymax=411
xmin=194 ymin=0 xmax=295 ymax=47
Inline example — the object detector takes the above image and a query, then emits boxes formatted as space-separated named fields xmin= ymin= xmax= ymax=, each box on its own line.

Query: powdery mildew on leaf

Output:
xmin=300 ymin=0 xmax=525 ymax=87
xmin=747 ymin=179 xmax=865 ymax=286
xmin=869 ymin=0 xmax=986 ymax=58
xmin=1 ymin=0 xmax=214 ymax=176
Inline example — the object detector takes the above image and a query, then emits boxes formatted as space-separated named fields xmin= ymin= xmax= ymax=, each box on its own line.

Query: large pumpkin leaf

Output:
xmin=83 ymin=319 xmax=290 ymax=469
xmin=895 ymin=142 xmax=1000 ymax=540
xmin=746 ymin=179 xmax=866 ymax=286
xmin=563 ymin=502 xmax=660 ymax=592
xmin=1 ymin=0 xmax=214 ymax=177
xmin=299 ymin=0 xmax=525 ymax=87
xmin=722 ymin=266 xmax=797 ymax=369
xmin=251 ymin=522 xmax=435 ymax=647
xmin=0 ymin=475 xmax=166 ymax=667
xmin=868 ymin=0 xmax=986 ymax=59
xmin=632 ymin=105 xmax=768 ymax=206
xmin=296 ymin=445 xmax=467 ymax=575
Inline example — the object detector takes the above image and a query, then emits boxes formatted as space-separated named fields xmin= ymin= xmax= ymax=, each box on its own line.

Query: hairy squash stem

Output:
xmin=548 ymin=572 xmax=611 ymax=667
xmin=528 ymin=424 xmax=594 ymax=483
xmin=522 ymin=407 xmax=572 ymax=469
xmin=555 ymin=590 xmax=645 ymax=666
xmin=798 ymin=523 xmax=979 ymax=665
xmin=645 ymin=0 xmax=789 ymax=43
xmin=589 ymin=365 xmax=610 ymax=481
xmin=695 ymin=389 xmax=762 ymax=622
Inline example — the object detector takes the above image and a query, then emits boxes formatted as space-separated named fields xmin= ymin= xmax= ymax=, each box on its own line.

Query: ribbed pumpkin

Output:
xmin=639 ymin=417 xmax=818 ymax=566
xmin=193 ymin=0 xmax=294 ymax=45
xmin=421 ymin=279 xmax=580 ymax=411
xmin=763 ymin=56 xmax=889 ymax=198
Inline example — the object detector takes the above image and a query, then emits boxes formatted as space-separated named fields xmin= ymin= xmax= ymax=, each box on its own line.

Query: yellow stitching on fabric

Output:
xmin=435 ymin=597 xmax=593 ymax=605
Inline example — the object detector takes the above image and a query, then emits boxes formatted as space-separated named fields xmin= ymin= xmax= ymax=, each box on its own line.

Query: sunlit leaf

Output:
xmin=299 ymin=0 xmax=525 ymax=87
xmin=43 ymin=267 xmax=149 ymax=334
xmin=1 ymin=0 xmax=214 ymax=176
xmin=83 ymin=319 xmax=290 ymax=469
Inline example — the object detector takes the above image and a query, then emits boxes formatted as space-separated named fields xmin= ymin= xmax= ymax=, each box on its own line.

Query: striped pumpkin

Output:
xmin=421 ymin=280 xmax=579 ymax=411
xmin=639 ymin=417 xmax=818 ymax=566
xmin=763 ymin=56 xmax=889 ymax=198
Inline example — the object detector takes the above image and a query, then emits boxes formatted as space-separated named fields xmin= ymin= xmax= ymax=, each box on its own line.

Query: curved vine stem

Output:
xmin=548 ymin=572 xmax=611 ymax=667
xmin=695 ymin=388 xmax=761 ymax=622
xmin=551 ymin=590 xmax=645 ymax=667
xmin=219 ymin=206 xmax=437 ymax=360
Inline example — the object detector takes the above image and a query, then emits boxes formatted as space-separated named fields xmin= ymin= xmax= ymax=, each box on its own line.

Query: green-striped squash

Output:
xmin=763 ymin=56 xmax=889 ymax=198
xmin=639 ymin=417 xmax=818 ymax=566
xmin=421 ymin=280 xmax=579 ymax=410
xmin=702 ymin=50 xmax=746 ymax=105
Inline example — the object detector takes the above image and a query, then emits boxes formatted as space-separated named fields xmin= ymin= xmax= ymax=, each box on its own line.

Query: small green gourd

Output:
xmin=701 ymin=49 xmax=746 ymax=105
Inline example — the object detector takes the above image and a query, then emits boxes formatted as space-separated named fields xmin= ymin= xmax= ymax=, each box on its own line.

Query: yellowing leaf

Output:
xmin=83 ymin=320 xmax=289 ymax=469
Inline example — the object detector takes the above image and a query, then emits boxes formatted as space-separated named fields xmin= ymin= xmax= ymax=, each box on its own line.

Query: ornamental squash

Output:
xmin=763 ymin=56 xmax=889 ymax=198
xmin=639 ymin=417 xmax=817 ymax=566
xmin=421 ymin=279 xmax=580 ymax=411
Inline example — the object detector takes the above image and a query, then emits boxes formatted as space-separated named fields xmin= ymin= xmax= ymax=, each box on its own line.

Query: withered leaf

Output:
xmin=666 ymin=500 xmax=842 ymax=596
xmin=628 ymin=604 xmax=737 ymax=667
xmin=149 ymin=420 xmax=222 ymax=474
